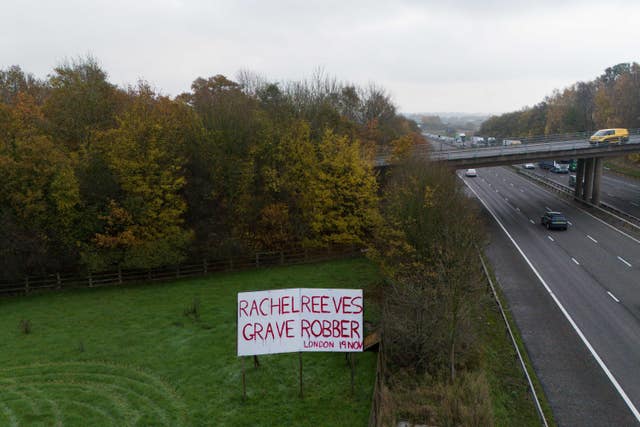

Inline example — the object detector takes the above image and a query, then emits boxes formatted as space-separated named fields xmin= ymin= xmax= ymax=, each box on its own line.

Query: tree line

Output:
xmin=480 ymin=62 xmax=640 ymax=138
xmin=0 ymin=58 xmax=420 ymax=280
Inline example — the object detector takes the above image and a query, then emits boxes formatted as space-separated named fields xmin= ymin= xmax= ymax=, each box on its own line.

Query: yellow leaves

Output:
xmin=423 ymin=185 xmax=436 ymax=208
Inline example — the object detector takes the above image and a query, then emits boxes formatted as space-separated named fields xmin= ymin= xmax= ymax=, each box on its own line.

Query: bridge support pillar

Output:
xmin=583 ymin=158 xmax=595 ymax=202
xmin=591 ymin=157 xmax=603 ymax=205
xmin=575 ymin=158 xmax=585 ymax=199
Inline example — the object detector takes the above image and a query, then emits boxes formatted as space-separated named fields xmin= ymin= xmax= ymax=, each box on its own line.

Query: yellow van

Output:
xmin=589 ymin=128 xmax=629 ymax=144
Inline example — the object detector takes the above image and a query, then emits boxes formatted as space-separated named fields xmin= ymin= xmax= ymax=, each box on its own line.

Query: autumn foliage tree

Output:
xmin=0 ymin=59 xmax=418 ymax=279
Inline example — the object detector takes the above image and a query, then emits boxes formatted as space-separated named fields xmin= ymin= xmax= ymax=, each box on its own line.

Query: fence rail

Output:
xmin=0 ymin=246 xmax=360 ymax=297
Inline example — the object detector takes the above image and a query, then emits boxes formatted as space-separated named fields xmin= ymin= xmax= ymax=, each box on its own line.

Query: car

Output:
xmin=569 ymin=175 xmax=576 ymax=187
xmin=540 ymin=211 xmax=568 ymax=230
xmin=523 ymin=163 xmax=535 ymax=169
xmin=464 ymin=168 xmax=477 ymax=177
xmin=539 ymin=160 xmax=554 ymax=169
xmin=589 ymin=128 xmax=629 ymax=145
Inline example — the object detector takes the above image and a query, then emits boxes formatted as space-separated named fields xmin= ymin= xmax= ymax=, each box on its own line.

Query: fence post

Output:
xmin=256 ymin=253 xmax=260 ymax=268
xmin=176 ymin=264 xmax=181 ymax=279
xmin=88 ymin=272 xmax=93 ymax=288
xmin=118 ymin=267 xmax=122 ymax=285
xmin=229 ymin=257 xmax=234 ymax=271
xmin=56 ymin=272 xmax=61 ymax=289
xmin=304 ymin=248 xmax=308 ymax=262
xmin=280 ymin=251 xmax=284 ymax=265
xmin=25 ymin=276 xmax=29 ymax=295
xmin=203 ymin=258 xmax=208 ymax=274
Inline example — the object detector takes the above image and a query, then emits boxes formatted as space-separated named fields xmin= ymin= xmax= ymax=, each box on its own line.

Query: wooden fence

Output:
xmin=0 ymin=246 xmax=360 ymax=297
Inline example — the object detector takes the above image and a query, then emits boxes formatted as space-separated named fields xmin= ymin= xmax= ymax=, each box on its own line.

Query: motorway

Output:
xmin=527 ymin=165 xmax=640 ymax=219
xmin=461 ymin=166 xmax=640 ymax=426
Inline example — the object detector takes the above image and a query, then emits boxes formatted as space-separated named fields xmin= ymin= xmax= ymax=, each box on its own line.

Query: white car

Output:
xmin=464 ymin=169 xmax=477 ymax=177
xmin=524 ymin=163 xmax=535 ymax=169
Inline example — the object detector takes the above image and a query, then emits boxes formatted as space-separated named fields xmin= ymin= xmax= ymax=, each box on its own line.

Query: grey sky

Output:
xmin=2 ymin=0 xmax=639 ymax=114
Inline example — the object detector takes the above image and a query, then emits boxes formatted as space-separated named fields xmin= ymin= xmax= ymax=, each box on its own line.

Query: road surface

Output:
xmin=462 ymin=166 xmax=640 ymax=426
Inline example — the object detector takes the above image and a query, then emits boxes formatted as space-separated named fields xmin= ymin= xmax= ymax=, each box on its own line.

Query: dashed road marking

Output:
xmin=520 ymin=189 xmax=524 ymax=193
xmin=548 ymin=235 xmax=555 ymax=242
xmin=617 ymin=256 xmax=632 ymax=268
xmin=460 ymin=178 xmax=640 ymax=423
xmin=587 ymin=235 xmax=598 ymax=244
xmin=529 ymin=219 xmax=535 ymax=224
xmin=607 ymin=291 xmax=620 ymax=303
xmin=571 ymin=257 xmax=580 ymax=265
xmin=568 ymin=221 xmax=573 ymax=226
xmin=516 ymin=207 xmax=521 ymax=212
xmin=545 ymin=206 xmax=551 ymax=211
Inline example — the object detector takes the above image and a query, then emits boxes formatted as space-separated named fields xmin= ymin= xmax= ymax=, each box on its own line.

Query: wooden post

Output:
xmin=299 ymin=352 xmax=303 ymax=398
xmin=255 ymin=253 xmax=260 ymax=268
xmin=203 ymin=258 xmax=208 ymax=274
xmin=242 ymin=357 xmax=247 ymax=401
xmin=118 ymin=267 xmax=122 ymax=285
xmin=56 ymin=272 xmax=61 ymax=289
xmin=24 ymin=276 xmax=29 ymax=295
xmin=88 ymin=272 xmax=93 ymax=288
xmin=176 ymin=264 xmax=181 ymax=278
xmin=280 ymin=250 xmax=284 ymax=265
xmin=350 ymin=353 xmax=355 ymax=396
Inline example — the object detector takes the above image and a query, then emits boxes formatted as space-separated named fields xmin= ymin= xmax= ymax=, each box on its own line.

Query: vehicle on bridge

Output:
xmin=541 ymin=211 xmax=568 ymax=230
xmin=569 ymin=159 xmax=577 ymax=172
xmin=502 ymin=139 xmax=522 ymax=146
xmin=464 ymin=168 xmax=477 ymax=177
xmin=589 ymin=128 xmax=629 ymax=145
xmin=523 ymin=163 xmax=536 ymax=169
xmin=569 ymin=175 xmax=576 ymax=187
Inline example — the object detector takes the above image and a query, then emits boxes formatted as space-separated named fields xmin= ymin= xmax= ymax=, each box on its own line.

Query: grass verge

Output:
xmin=480 ymin=253 xmax=556 ymax=427
xmin=0 ymin=258 xmax=380 ymax=426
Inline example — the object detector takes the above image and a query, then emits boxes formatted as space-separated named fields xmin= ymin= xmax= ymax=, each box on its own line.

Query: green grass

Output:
xmin=480 ymin=261 xmax=556 ymax=427
xmin=604 ymin=158 xmax=640 ymax=180
xmin=0 ymin=258 xmax=381 ymax=427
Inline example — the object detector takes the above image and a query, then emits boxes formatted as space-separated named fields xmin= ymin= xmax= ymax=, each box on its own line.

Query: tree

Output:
xmin=83 ymin=85 xmax=193 ymax=270
xmin=302 ymin=130 xmax=380 ymax=247
xmin=43 ymin=56 xmax=123 ymax=151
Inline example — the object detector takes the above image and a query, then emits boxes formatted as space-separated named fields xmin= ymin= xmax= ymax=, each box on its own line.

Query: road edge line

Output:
xmin=462 ymin=177 xmax=640 ymax=422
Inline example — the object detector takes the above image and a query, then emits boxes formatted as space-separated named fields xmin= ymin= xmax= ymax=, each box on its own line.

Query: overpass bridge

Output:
xmin=376 ymin=130 xmax=640 ymax=206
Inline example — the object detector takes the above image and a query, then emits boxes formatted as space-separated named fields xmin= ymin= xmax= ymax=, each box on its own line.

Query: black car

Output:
xmin=540 ymin=211 xmax=568 ymax=230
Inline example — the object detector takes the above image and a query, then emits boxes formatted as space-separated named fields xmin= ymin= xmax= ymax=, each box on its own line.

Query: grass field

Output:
xmin=0 ymin=258 xmax=381 ymax=426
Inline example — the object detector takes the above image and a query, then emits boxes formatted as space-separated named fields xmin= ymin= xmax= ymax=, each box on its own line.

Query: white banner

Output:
xmin=237 ymin=288 xmax=363 ymax=356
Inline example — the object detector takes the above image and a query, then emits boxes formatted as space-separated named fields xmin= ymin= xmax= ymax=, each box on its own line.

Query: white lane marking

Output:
xmin=617 ymin=256 xmax=632 ymax=268
xmin=461 ymin=178 xmax=640 ymax=423
xmin=568 ymin=221 xmax=573 ymax=226
xmin=505 ymin=197 xmax=509 ymax=202
xmin=529 ymin=219 xmax=535 ymax=224
xmin=607 ymin=291 xmax=620 ymax=303
xmin=516 ymin=207 xmax=521 ymax=212
xmin=632 ymin=202 xmax=639 ymax=207
xmin=572 ymin=257 xmax=580 ymax=265
xmin=587 ymin=235 xmax=598 ymax=244
xmin=520 ymin=189 xmax=525 ymax=193
xmin=496 ymin=189 xmax=499 ymax=193
xmin=608 ymin=193 xmax=615 ymax=197
xmin=545 ymin=206 xmax=551 ymax=211
xmin=547 ymin=235 xmax=555 ymax=242
xmin=507 ymin=168 xmax=640 ymax=245
xmin=510 ymin=183 xmax=514 ymax=187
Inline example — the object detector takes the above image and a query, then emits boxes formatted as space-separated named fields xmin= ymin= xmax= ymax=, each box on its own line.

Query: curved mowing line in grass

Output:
xmin=0 ymin=361 xmax=186 ymax=426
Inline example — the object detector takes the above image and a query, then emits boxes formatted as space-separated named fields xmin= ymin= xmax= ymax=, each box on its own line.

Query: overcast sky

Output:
xmin=2 ymin=0 xmax=639 ymax=114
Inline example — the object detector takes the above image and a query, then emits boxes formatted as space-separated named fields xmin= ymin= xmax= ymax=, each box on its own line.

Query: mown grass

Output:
xmin=0 ymin=258 xmax=381 ymax=426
